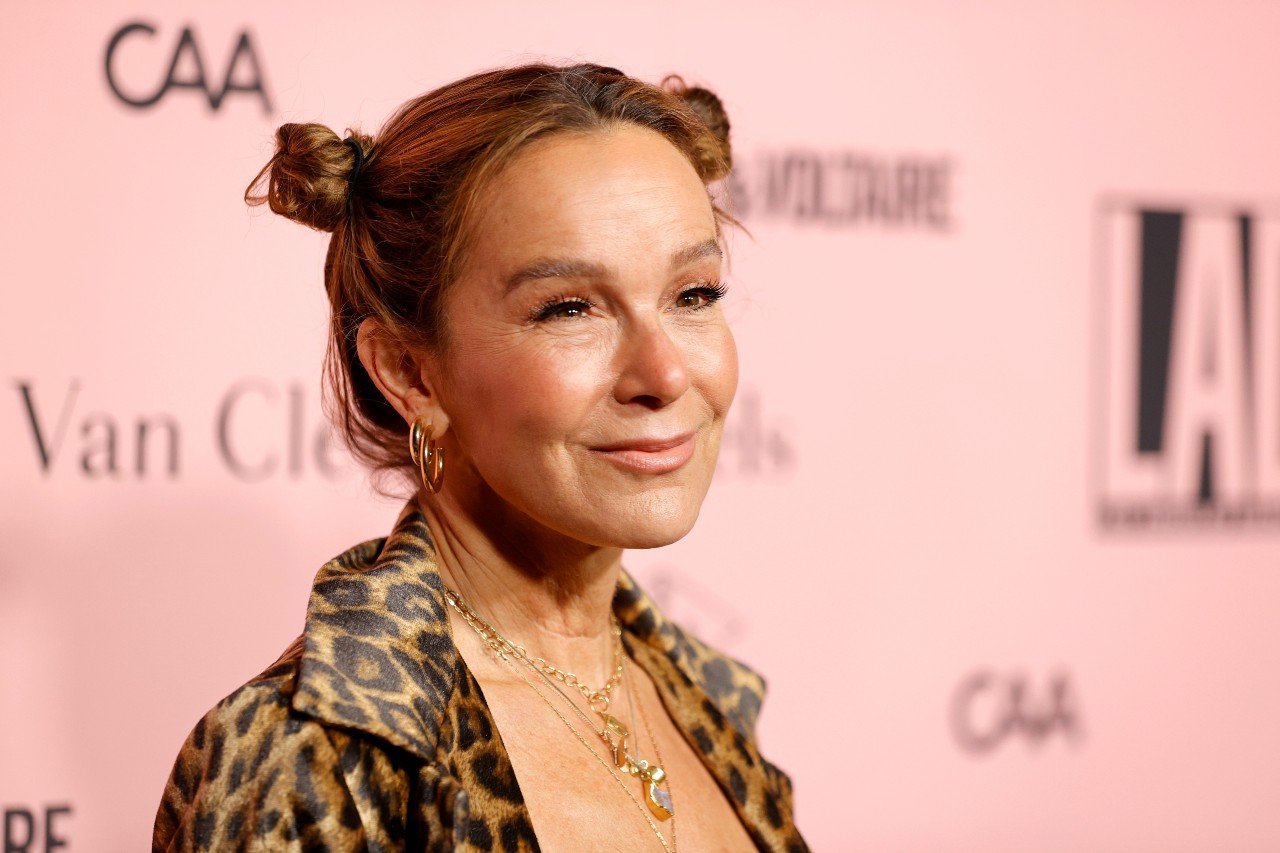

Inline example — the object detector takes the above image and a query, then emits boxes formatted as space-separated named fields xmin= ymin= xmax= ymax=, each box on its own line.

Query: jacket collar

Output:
xmin=290 ymin=498 xmax=766 ymax=762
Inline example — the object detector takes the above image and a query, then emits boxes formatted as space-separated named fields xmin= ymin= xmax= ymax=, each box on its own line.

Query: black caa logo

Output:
xmin=104 ymin=22 xmax=271 ymax=113
xmin=951 ymin=670 xmax=1082 ymax=755
xmin=1093 ymin=198 xmax=1280 ymax=529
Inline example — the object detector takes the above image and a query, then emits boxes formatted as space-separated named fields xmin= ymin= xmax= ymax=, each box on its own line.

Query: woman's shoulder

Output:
xmin=152 ymin=637 xmax=411 ymax=852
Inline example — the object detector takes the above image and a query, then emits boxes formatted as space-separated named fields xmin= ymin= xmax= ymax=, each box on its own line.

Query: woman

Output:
xmin=153 ymin=61 xmax=808 ymax=852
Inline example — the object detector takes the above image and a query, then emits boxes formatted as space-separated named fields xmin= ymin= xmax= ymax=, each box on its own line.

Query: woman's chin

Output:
xmin=586 ymin=501 xmax=702 ymax=550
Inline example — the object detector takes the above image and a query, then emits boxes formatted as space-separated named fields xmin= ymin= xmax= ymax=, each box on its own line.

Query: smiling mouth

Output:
xmin=590 ymin=431 xmax=696 ymax=474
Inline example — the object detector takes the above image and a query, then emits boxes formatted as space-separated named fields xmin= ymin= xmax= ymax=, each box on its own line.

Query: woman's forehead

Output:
xmin=468 ymin=127 xmax=716 ymax=269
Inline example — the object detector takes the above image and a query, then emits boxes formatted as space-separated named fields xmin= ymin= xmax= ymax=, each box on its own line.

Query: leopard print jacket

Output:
xmin=153 ymin=499 xmax=809 ymax=851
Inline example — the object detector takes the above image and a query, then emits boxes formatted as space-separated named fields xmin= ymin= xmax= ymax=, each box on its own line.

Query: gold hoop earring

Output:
xmin=409 ymin=415 xmax=445 ymax=494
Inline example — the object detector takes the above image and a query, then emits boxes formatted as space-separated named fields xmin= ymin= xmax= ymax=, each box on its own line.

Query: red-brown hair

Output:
xmin=245 ymin=61 xmax=739 ymax=493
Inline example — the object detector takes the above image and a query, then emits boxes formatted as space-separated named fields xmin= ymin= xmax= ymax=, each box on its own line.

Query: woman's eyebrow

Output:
xmin=670 ymin=237 xmax=723 ymax=269
xmin=503 ymin=238 xmax=722 ymax=295
xmin=504 ymin=258 xmax=607 ymax=294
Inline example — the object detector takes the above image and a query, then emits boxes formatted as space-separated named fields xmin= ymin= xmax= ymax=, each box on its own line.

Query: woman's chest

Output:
xmin=468 ymin=670 xmax=760 ymax=853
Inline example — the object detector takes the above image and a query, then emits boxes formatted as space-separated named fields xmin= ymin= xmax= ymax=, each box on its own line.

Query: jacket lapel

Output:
xmin=613 ymin=569 xmax=767 ymax=741
xmin=291 ymin=499 xmax=456 ymax=762
xmin=614 ymin=575 xmax=801 ymax=848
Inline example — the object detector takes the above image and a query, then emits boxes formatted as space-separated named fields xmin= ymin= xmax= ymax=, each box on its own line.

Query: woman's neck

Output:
xmin=414 ymin=487 xmax=624 ymax=684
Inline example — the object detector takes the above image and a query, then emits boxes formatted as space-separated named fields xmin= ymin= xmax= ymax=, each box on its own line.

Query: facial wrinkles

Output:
xmin=427 ymin=125 xmax=733 ymax=549
xmin=558 ymin=188 xmax=690 ymax=264
xmin=482 ymin=300 xmax=716 ymax=456
xmin=437 ymin=313 xmax=599 ymax=504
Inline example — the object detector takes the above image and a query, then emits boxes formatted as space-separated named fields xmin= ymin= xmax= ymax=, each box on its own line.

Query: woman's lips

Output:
xmin=590 ymin=432 xmax=696 ymax=474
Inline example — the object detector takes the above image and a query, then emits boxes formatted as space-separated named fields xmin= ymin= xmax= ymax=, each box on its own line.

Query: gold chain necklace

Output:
xmin=493 ymin=637 xmax=675 ymax=853
xmin=523 ymin=639 xmax=679 ymax=836
xmin=442 ymin=585 xmax=676 ymax=827
xmin=444 ymin=584 xmax=623 ymax=710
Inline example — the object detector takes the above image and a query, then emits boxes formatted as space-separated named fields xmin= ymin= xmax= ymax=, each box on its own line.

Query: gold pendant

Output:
xmin=643 ymin=765 xmax=674 ymax=821
xmin=600 ymin=713 xmax=630 ymax=768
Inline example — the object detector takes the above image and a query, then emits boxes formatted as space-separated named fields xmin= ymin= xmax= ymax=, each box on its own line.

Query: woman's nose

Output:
xmin=613 ymin=317 xmax=692 ymax=408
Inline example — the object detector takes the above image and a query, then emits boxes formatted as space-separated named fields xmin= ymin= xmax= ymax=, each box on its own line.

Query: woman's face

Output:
xmin=431 ymin=122 xmax=737 ymax=550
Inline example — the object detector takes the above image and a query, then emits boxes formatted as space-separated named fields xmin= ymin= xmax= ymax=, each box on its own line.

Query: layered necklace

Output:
xmin=442 ymin=585 xmax=677 ymax=851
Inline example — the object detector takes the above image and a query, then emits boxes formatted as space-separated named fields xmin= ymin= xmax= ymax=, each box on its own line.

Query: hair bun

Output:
xmin=660 ymin=75 xmax=732 ymax=181
xmin=244 ymin=123 xmax=373 ymax=233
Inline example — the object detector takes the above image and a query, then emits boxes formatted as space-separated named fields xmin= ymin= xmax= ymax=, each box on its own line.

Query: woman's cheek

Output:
xmin=689 ymin=322 xmax=739 ymax=414
xmin=719 ymin=325 xmax=739 ymax=399
xmin=494 ymin=340 xmax=610 ymax=436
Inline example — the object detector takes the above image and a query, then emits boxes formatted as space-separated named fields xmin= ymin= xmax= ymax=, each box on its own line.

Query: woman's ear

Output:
xmin=355 ymin=317 xmax=450 ymax=437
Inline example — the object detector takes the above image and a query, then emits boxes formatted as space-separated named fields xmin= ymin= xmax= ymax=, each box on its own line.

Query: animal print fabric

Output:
xmin=153 ymin=499 xmax=810 ymax=851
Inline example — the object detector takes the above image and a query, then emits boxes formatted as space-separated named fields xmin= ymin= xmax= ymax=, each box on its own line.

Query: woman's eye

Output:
xmin=676 ymin=282 xmax=728 ymax=310
xmin=533 ymin=298 xmax=592 ymax=321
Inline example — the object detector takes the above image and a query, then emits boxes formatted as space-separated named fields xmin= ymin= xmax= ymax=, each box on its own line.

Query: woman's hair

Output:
xmin=245 ymin=61 xmax=738 ymax=494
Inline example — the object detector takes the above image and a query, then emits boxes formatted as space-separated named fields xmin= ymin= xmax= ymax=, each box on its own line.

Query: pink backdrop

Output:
xmin=4 ymin=1 xmax=1280 ymax=850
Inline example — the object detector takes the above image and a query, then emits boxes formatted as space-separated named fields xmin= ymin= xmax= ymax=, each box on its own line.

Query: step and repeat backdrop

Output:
xmin=3 ymin=1 xmax=1280 ymax=850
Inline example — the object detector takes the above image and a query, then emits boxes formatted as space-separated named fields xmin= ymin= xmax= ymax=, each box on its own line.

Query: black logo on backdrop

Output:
xmin=15 ymin=379 xmax=344 ymax=480
xmin=15 ymin=379 xmax=788 ymax=483
xmin=104 ymin=22 xmax=271 ymax=113
xmin=725 ymin=150 xmax=953 ymax=230
xmin=1093 ymin=198 xmax=1280 ymax=529
xmin=3 ymin=805 xmax=71 ymax=853
xmin=215 ymin=380 xmax=345 ymax=480
xmin=951 ymin=669 xmax=1083 ymax=755
xmin=715 ymin=388 xmax=797 ymax=480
